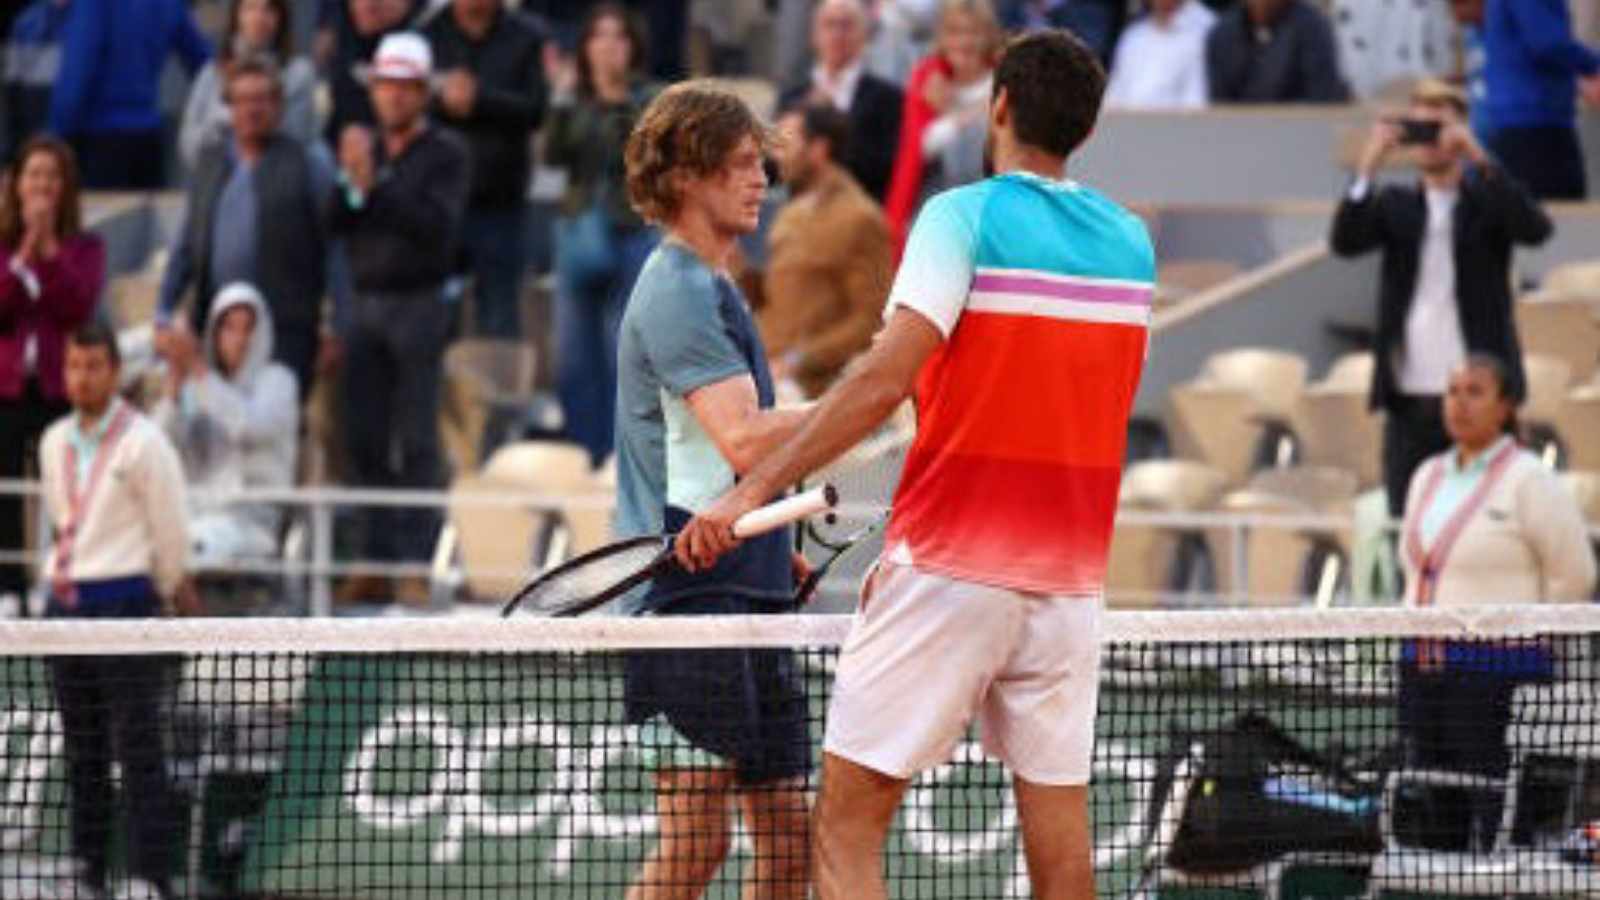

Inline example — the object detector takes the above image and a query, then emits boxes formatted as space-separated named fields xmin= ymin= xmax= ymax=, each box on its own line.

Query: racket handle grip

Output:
xmin=732 ymin=484 xmax=838 ymax=538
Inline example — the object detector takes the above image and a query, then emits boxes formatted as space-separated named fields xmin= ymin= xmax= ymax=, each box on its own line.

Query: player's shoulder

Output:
xmin=627 ymin=244 xmax=720 ymax=314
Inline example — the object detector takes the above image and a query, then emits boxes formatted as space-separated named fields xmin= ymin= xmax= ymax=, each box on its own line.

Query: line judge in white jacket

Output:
xmin=39 ymin=322 xmax=194 ymax=900
xmin=1397 ymin=351 xmax=1596 ymax=847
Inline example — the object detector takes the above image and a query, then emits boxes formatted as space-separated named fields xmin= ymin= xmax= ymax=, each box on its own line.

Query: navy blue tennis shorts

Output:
xmin=623 ymin=595 xmax=813 ymax=785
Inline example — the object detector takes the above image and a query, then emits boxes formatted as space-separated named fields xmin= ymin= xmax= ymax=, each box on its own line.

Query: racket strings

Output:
xmin=513 ymin=542 xmax=665 ymax=614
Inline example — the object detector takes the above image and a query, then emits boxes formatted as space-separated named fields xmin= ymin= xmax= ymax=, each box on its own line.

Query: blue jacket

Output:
xmin=1477 ymin=0 xmax=1600 ymax=133
xmin=47 ymin=0 xmax=211 ymax=137
xmin=3 ymin=0 xmax=70 ymax=159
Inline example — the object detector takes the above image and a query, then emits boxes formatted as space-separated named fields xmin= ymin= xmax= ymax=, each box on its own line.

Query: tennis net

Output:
xmin=4 ymin=606 xmax=1600 ymax=899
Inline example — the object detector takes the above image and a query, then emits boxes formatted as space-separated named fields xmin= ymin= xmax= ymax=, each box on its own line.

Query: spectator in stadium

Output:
xmin=48 ymin=0 xmax=212 ymax=189
xmin=760 ymin=103 xmax=892 ymax=399
xmin=2 ymin=0 xmax=70 ymax=166
xmin=1000 ymin=0 xmax=1126 ymax=64
xmin=0 ymin=136 xmax=102 ymax=616
xmin=41 ymin=323 xmax=195 ymax=900
xmin=153 ymin=282 xmax=297 ymax=569
xmin=423 ymin=0 xmax=547 ymax=339
xmin=179 ymin=0 xmax=318 ymax=170
xmin=332 ymin=32 xmax=469 ymax=605
xmin=543 ymin=3 xmax=659 ymax=467
xmin=158 ymin=57 xmax=345 ymax=398
xmin=1329 ymin=79 xmax=1550 ymax=518
xmin=1103 ymin=0 xmax=1216 ymax=110
xmin=679 ymin=30 xmax=1150 ymax=900
xmin=325 ymin=0 xmax=422 ymax=143
xmin=615 ymin=82 xmax=814 ymax=900
xmin=884 ymin=0 xmax=1001 ymax=253
xmin=1205 ymin=0 xmax=1349 ymax=104
xmin=1455 ymin=0 xmax=1600 ymax=200
xmin=1397 ymin=354 xmax=1595 ymax=840
xmin=779 ymin=0 xmax=905 ymax=202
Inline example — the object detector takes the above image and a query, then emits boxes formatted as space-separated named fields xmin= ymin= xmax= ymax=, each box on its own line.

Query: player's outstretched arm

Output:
xmin=685 ymin=374 xmax=815 ymax=475
xmin=677 ymin=307 xmax=943 ymax=571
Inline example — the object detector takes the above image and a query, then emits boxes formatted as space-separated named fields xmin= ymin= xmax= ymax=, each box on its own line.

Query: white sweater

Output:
xmin=1401 ymin=449 xmax=1597 ymax=608
xmin=39 ymin=405 xmax=190 ymax=602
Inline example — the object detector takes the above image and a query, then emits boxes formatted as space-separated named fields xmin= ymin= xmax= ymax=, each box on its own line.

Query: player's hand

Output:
xmin=173 ymin=577 xmax=203 ymax=617
xmin=791 ymin=551 xmax=812 ymax=589
xmin=1581 ymin=73 xmax=1600 ymax=108
xmin=675 ymin=484 xmax=763 ymax=572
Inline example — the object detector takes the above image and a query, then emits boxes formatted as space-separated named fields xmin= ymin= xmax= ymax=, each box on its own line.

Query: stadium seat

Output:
xmin=1298 ymin=353 xmax=1383 ymax=489
xmin=1556 ymin=380 xmax=1600 ymax=472
xmin=1107 ymin=460 xmax=1227 ymax=609
xmin=443 ymin=441 xmax=611 ymax=603
xmin=1208 ymin=466 xmax=1357 ymax=606
xmin=1514 ymin=293 xmax=1600 ymax=386
xmin=1541 ymin=261 xmax=1600 ymax=301
xmin=439 ymin=338 xmax=540 ymax=475
xmin=1166 ymin=349 xmax=1309 ymax=485
xmin=1521 ymin=355 xmax=1574 ymax=466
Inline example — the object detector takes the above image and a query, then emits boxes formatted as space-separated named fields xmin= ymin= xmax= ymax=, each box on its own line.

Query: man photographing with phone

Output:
xmin=1330 ymin=78 xmax=1551 ymax=520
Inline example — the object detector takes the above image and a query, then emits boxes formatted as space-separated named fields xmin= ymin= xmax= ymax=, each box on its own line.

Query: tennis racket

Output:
xmin=501 ymin=484 xmax=838 ymax=618
xmin=794 ymin=509 xmax=889 ymax=605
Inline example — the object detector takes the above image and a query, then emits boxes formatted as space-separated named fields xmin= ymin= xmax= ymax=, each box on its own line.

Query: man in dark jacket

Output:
xmin=1330 ymin=79 xmax=1552 ymax=517
xmin=423 ymin=0 xmax=546 ymax=338
xmin=325 ymin=0 xmax=423 ymax=143
xmin=1206 ymin=0 xmax=1348 ymax=103
xmin=333 ymin=32 xmax=470 ymax=604
xmin=778 ymin=0 xmax=901 ymax=203
xmin=158 ymin=58 xmax=347 ymax=398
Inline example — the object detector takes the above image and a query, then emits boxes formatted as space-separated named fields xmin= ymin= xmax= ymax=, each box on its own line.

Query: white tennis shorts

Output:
xmin=822 ymin=560 xmax=1103 ymax=785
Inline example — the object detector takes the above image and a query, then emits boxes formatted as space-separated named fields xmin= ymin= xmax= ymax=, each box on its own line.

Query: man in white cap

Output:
xmin=332 ymin=31 xmax=470 ymax=605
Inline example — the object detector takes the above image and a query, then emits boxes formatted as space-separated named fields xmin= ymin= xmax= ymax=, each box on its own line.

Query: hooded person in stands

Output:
xmin=39 ymin=323 xmax=196 ymax=900
xmin=153 ymin=282 xmax=298 ymax=570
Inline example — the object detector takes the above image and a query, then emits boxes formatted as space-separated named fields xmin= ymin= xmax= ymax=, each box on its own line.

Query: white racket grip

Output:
xmin=731 ymin=484 xmax=838 ymax=538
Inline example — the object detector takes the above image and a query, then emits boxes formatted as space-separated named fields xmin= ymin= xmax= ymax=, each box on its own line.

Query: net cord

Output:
xmin=3 ymin=604 xmax=1600 ymax=656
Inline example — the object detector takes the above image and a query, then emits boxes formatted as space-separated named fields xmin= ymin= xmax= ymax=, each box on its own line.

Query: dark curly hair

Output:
xmin=993 ymin=28 xmax=1106 ymax=159
xmin=624 ymin=81 xmax=771 ymax=225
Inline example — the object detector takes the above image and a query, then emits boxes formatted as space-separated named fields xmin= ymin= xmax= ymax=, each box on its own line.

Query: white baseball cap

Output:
xmin=362 ymin=32 xmax=433 ymax=84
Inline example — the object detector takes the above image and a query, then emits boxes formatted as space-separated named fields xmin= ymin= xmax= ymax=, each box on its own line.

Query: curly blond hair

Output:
xmin=624 ymin=81 xmax=771 ymax=225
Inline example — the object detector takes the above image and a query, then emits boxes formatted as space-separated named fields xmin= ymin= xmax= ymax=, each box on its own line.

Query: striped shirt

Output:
xmin=883 ymin=172 xmax=1155 ymax=596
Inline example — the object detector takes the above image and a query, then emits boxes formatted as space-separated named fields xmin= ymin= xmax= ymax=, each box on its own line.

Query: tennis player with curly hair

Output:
xmin=614 ymin=81 xmax=815 ymax=899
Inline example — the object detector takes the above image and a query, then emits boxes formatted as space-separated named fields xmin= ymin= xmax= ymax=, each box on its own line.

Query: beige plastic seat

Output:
xmin=1297 ymin=353 xmax=1383 ymax=489
xmin=1515 ymin=293 xmax=1600 ymax=385
xmin=1542 ymin=261 xmax=1600 ymax=300
xmin=714 ymin=77 xmax=777 ymax=121
xmin=105 ymin=251 xmax=167 ymax=330
xmin=1106 ymin=460 xmax=1227 ymax=610
xmin=1521 ymin=353 xmax=1574 ymax=433
xmin=1560 ymin=470 xmax=1600 ymax=526
xmin=1558 ymin=381 xmax=1600 ymax=471
xmin=439 ymin=338 xmax=539 ymax=475
xmin=1208 ymin=466 xmax=1358 ymax=606
xmin=448 ymin=441 xmax=612 ymax=602
xmin=1165 ymin=349 xmax=1309 ymax=485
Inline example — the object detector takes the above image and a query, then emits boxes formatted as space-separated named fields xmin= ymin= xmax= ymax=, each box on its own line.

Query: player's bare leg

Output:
xmin=1014 ymin=778 xmax=1095 ymax=900
xmin=628 ymin=767 xmax=736 ymax=900
xmin=813 ymin=752 xmax=907 ymax=900
xmin=738 ymin=776 xmax=811 ymax=899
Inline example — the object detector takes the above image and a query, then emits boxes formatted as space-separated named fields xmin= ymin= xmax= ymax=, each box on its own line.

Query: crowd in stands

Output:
xmin=0 ymin=0 xmax=1599 ymax=611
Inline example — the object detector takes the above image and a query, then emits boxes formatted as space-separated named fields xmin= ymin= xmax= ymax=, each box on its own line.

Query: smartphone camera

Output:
xmin=1398 ymin=119 xmax=1442 ymax=146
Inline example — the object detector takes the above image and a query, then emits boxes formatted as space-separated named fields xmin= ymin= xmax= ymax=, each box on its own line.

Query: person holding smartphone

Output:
xmin=1329 ymin=78 xmax=1551 ymax=520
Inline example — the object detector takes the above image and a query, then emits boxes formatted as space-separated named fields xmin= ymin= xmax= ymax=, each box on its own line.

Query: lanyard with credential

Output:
xmin=50 ymin=405 xmax=132 ymax=608
xmin=1404 ymin=441 xmax=1519 ymax=667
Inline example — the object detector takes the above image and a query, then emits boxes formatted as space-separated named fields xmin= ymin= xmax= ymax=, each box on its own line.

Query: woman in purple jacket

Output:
xmin=0 ymin=136 xmax=103 ymax=612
